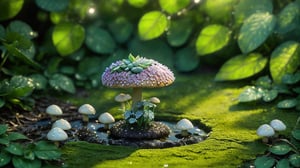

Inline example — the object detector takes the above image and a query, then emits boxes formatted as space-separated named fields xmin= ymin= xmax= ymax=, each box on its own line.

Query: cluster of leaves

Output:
xmin=124 ymin=100 xmax=156 ymax=128
xmin=238 ymin=72 xmax=300 ymax=111
xmin=253 ymin=118 xmax=300 ymax=168
xmin=0 ymin=124 xmax=62 ymax=168
xmin=110 ymin=54 xmax=153 ymax=74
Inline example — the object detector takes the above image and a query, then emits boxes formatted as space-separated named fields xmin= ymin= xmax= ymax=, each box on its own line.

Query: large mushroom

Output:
xmin=102 ymin=54 xmax=175 ymax=107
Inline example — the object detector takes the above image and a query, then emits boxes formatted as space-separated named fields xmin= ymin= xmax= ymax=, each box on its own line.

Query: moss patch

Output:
xmin=61 ymin=73 xmax=299 ymax=167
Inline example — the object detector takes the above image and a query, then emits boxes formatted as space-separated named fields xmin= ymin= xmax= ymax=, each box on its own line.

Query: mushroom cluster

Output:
xmin=256 ymin=119 xmax=286 ymax=143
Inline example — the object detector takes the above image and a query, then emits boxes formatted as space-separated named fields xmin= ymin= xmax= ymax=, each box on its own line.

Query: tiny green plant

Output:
xmin=253 ymin=118 xmax=300 ymax=168
xmin=0 ymin=124 xmax=62 ymax=168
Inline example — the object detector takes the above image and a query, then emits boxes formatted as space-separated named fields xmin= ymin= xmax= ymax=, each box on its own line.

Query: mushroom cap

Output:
xmin=78 ymin=104 xmax=96 ymax=115
xmin=98 ymin=112 xmax=115 ymax=124
xmin=256 ymin=124 xmax=275 ymax=137
xmin=52 ymin=119 xmax=71 ymax=130
xmin=115 ymin=93 xmax=132 ymax=102
xmin=270 ymin=119 xmax=286 ymax=131
xmin=176 ymin=119 xmax=194 ymax=130
xmin=149 ymin=97 xmax=160 ymax=104
xmin=46 ymin=104 xmax=63 ymax=116
xmin=101 ymin=57 xmax=175 ymax=88
xmin=47 ymin=127 xmax=68 ymax=141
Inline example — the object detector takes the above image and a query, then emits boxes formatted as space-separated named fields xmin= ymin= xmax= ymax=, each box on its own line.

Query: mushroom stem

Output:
xmin=132 ymin=88 xmax=142 ymax=107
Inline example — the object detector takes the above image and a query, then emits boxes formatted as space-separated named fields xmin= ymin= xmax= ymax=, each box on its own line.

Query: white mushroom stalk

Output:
xmin=46 ymin=104 xmax=63 ymax=121
xmin=176 ymin=118 xmax=194 ymax=137
xmin=78 ymin=104 xmax=96 ymax=123
xmin=115 ymin=93 xmax=132 ymax=112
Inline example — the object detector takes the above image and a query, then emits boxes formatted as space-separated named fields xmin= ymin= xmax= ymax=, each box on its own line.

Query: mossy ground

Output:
xmin=61 ymin=73 xmax=299 ymax=168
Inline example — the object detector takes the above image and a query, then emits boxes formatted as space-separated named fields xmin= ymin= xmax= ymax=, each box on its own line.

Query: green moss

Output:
xmin=61 ymin=73 xmax=299 ymax=167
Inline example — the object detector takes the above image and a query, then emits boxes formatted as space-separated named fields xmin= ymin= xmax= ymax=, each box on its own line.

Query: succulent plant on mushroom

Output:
xmin=46 ymin=104 xmax=63 ymax=121
xmin=115 ymin=93 xmax=132 ymax=112
xmin=98 ymin=112 xmax=115 ymax=130
xmin=47 ymin=127 xmax=68 ymax=147
xmin=102 ymin=54 xmax=174 ymax=127
xmin=176 ymin=118 xmax=194 ymax=137
xmin=78 ymin=104 xmax=96 ymax=123
xmin=52 ymin=119 xmax=71 ymax=131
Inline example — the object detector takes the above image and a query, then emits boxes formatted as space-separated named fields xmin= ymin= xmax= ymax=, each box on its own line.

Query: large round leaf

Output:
xmin=215 ymin=53 xmax=267 ymax=81
xmin=108 ymin=17 xmax=133 ymax=43
xmin=174 ymin=47 xmax=199 ymax=72
xmin=52 ymin=23 xmax=85 ymax=56
xmin=8 ymin=75 xmax=35 ymax=98
xmin=85 ymin=26 xmax=116 ymax=54
xmin=128 ymin=0 xmax=148 ymax=8
xmin=7 ymin=20 xmax=35 ymax=39
xmin=166 ymin=17 xmax=193 ymax=47
xmin=276 ymin=2 xmax=300 ymax=34
xmin=158 ymin=0 xmax=190 ymax=14
xmin=270 ymin=41 xmax=300 ymax=83
xmin=238 ymin=86 xmax=264 ymax=102
xmin=269 ymin=143 xmax=292 ymax=155
xmin=234 ymin=0 xmax=273 ymax=26
xmin=276 ymin=159 xmax=290 ymax=168
xmin=202 ymin=0 xmax=237 ymax=23
xmin=196 ymin=24 xmax=231 ymax=56
xmin=238 ymin=12 xmax=276 ymax=54
xmin=49 ymin=74 xmax=75 ymax=94
xmin=35 ymin=0 xmax=69 ymax=12
xmin=138 ymin=11 xmax=169 ymax=40
xmin=289 ymin=154 xmax=300 ymax=167
xmin=254 ymin=156 xmax=275 ymax=168
xmin=292 ymin=129 xmax=300 ymax=140
xmin=277 ymin=99 xmax=298 ymax=109
xmin=262 ymin=89 xmax=278 ymax=102
xmin=0 ymin=0 xmax=24 ymax=21
xmin=12 ymin=156 xmax=41 ymax=168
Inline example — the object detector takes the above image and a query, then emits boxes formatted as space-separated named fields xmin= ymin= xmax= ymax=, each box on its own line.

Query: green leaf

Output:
xmin=282 ymin=71 xmax=300 ymax=84
xmin=238 ymin=86 xmax=264 ymax=102
xmin=8 ymin=76 xmax=35 ymax=98
xmin=270 ymin=41 xmax=300 ymax=83
xmin=158 ymin=0 xmax=190 ymax=14
xmin=0 ymin=152 xmax=11 ymax=167
xmin=254 ymin=156 xmax=275 ymax=168
xmin=138 ymin=11 xmax=169 ymax=40
xmin=52 ymin=23 xmax=85 ymax=56
xmin=174 ymin=47 xmax=199 ymax=72
xmin=276 ymin=159 xmax=290 ymax=168
xmin=0 ymin=25 xmax=5 ymax=39
xmin=269 ymin=143 xmax=292 ymax=155
xmin=0 ymin=124 xmax=8 ymax=135
xmin=77 ymin=57 xmax=102 ymax=76
xmin=238 ymin=12 xmax=276 ymax=53
xmin=292 ymin=129 xmax=300 ymax=140
xmin=262 ymin=89 xmax=278 ymax=102
xmin=276 ymin=2 xmax=300 ymax=34
xmin=277 ymin=99 xmax=298 ymax=109
xmin=215 ymin=53 xmax=267 ymax=81
xmin=34 ymin=141 xmax=61 ymax=160
xmin=128 ymin=0 xmax=148 ymax=8
xmin=12 ymin=156 xmax=41 ymax=168
xmin=85 ymin=26 xmax=116 ymax=54
xmin=35 ymin=0 xmax=69 ymax=12
xmin=5 ymin=143 xmax=23 ymax=156
xmin=29 ymin=74 xmax=47 ymax=90
xmin=7 ymin=132 xmax=28 ymax=141
xmin=196 ymin=24 xmax=231 ymax=56
xmin=7 ymin=20 xmax=35 ymax=39
xmin=289 ymin=154 xmax=300 ymax=167
xmin=202 ymin=0 xmax=237 ymax=23
xmin=234 ymin=0 xmax=273 ymax=26
xmin=255 ymin=76 xmax=272 ymax=89
xmin=49 ymin=74 xmax=75 ymax=94
xmin=0 ymin=0 xmax=24 ymax=21
xmin=166 ymin=17 xmax=193 ymax=47
xmin=108 ymin=17 xmax=133 ymax=43
xmin=0 ymin=137 xmax=9 ymax=146
xmin=0 ymin=98 xmax=4 ymax=108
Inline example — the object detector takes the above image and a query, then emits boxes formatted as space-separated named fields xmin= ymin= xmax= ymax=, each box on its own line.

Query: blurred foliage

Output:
xmin=1 ymin=0 xmax=300 ymax=111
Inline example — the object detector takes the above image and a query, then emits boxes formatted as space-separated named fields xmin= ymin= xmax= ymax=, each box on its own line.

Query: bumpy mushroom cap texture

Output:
xmin=257 ymin=124 xmax=275 ymax=137
xmin=102 ymin=55 xmax=175 ymax=106
xmin=52 ymin=119 xmax=72 ymax=130
xmin=47 ymin=127 xmax=68 ymax=141
xmin=270 ymin=119 xmax=286 ymax=131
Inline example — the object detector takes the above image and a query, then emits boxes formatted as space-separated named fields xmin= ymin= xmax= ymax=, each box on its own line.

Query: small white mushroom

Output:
xmin=115 ymin=93 xmax=132 ymax=112
xmin=149 ymin=97 xmax=160 ymax=104
xmin=176 ymin=119 xmax=194 ymax=137
xmin=78 ymin=104 xmax=96 ymax=122
xmin=46 ymin=104 xmax=63 ymax=121
xmin=52 ymin=119 xmax=71 ymax=130
xmin=256 ymin=124 xmax=275 ymax=143
xmin=47 ymin=127 xmax=68 ymax=146
xmin=270 ymin=119 xmax=286 ymax=131
xmin=98 ymin=112 xmax=115 ymax=130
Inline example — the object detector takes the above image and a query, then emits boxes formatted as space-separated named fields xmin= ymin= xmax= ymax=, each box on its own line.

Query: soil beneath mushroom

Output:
xmin=0 ymin=96 xmax=209 ymax=149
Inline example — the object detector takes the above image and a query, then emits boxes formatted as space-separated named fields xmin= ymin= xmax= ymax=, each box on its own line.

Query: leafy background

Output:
xmin=1 ymin=0 xmax=300 ymax=110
